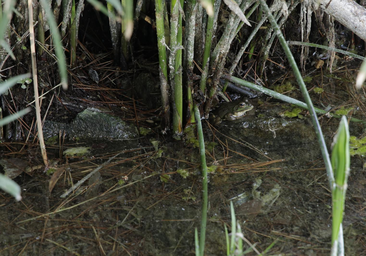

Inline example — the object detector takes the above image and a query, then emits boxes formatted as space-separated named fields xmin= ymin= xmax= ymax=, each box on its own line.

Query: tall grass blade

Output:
xmin=121 ymin=0 xmax=133 ymax=40
xmin=0 ymin=74 xmax=30 ymax=95
xmin=229 ymin=201 xmax=236 ymax=254
xmin=331 ymin=116 xmax=350 ymax=255
xmin=0 ymin=0 xmax=16 ymax=60
xmin=259 ymin=0 xmax=334 ymax=188
xmin=194 ymin=104 xmax=208 ymax=255
xmin=0 ymin=108 xmax=30 ymax=127
xmin=88 ymin=0 xmax=120 ymax=21
xmin=0 ymin=40 xmax=14 ymax=60
xmin=107 ymin=0 xmax=123 ymax=15
xmin=40 ymin=0 xmax=68 ymax=90
xmin=195 ymin=228 xmax=200 ymax=255
xmin=0 ymin=0 xmax=16 ymax=39
xmin=225 ymin=225 xmax=229 ymax=255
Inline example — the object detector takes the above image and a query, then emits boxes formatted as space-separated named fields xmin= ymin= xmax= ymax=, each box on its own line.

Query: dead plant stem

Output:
xmin=28 ymin=0 xmax=48 ymax=167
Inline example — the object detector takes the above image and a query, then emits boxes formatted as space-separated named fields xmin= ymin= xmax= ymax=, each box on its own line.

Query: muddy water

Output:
xmin=1 ymin=91 xmax=366 ymax=255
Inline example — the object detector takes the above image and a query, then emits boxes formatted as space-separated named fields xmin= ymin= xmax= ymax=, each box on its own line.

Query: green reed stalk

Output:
xmin=194 ymin=104 xmax=208 ymax=256
xmin=37 ymin=10 xmax=45 ymax=56
xmin=175 ymin=0 xmax=184 ymax=133
xmin=107 ymin=3 xmax=121 ymax=64
xmin=70 ymin=0 xmax=85 ymax=67
xmin=70 ymin=0 xmax=76 ymax=66
xmin=121 ymin=0 xmax=133 ymax=40
xmin=121 ymin=0 xmax=129 ymax=60
xmin=184 ymin=0 xmax=197 ymax=125
xmin=199 ymin=0 xmax=216 ymax=92
xmin=331 ymin=116 xmax=350 ymax=256
xmin=155 ymin=0 xmax=170 ymax=128
xmin=170 ymin=0 xmax=183 ymax=135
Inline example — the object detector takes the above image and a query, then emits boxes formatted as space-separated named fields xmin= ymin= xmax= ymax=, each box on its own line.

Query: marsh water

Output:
xmin=1 ymin=70 xmax=366 ymax=255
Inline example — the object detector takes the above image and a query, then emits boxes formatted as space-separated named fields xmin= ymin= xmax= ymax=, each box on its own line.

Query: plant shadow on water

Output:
xmin=1 ymin=74 xmax=366 ymax=255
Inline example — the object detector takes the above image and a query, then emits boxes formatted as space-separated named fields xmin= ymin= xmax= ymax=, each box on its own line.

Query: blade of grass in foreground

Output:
xmin=331 ymin=116 xmax=350 ymax=256
xmin=0 ymin=174 xmax=21 ymax=201
xmin=0 ymin=74 xmax=30 ymax=95
xmin=0 ymin=108 xmax=30 ymax=127
xmin=194 ymin=104 xmax=208 ymax=255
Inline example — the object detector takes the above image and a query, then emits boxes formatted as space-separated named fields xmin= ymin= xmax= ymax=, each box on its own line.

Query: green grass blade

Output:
xmin=0 ymin=0 xmax=16 ymax=39
xmin=121 ymin=0 xmax=134 ymax=40
xmin=195 ymin=228 xmax=200 ymax=256
xmin=0 ymin=74 xmax=30 ymax=95
xmin=0 ymin=40 xmax=15 ymax=60
xmin=230 ymin=201 xmax=236 ymax=254
xmin=40 ymin=0 xmax=68 ymax=90
xmin=0 ymin=108 xmax=31 ymax=127
xmin=107 ymin=0 xmax=123 ymax=15
xmin=259 ymin=0 xmax=335 ymax=191
xmin=194 ymin=104 xmax=208 ymax=256
xmin=225 ymin=225 xmax=230 ymax=255
xmin=88 ymin=0 xmax=119 ymax=21
xmin=0 ymin=174 xmax=21 ymax=201
xmin=331 ymin=116 xmax=350 ymax=250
